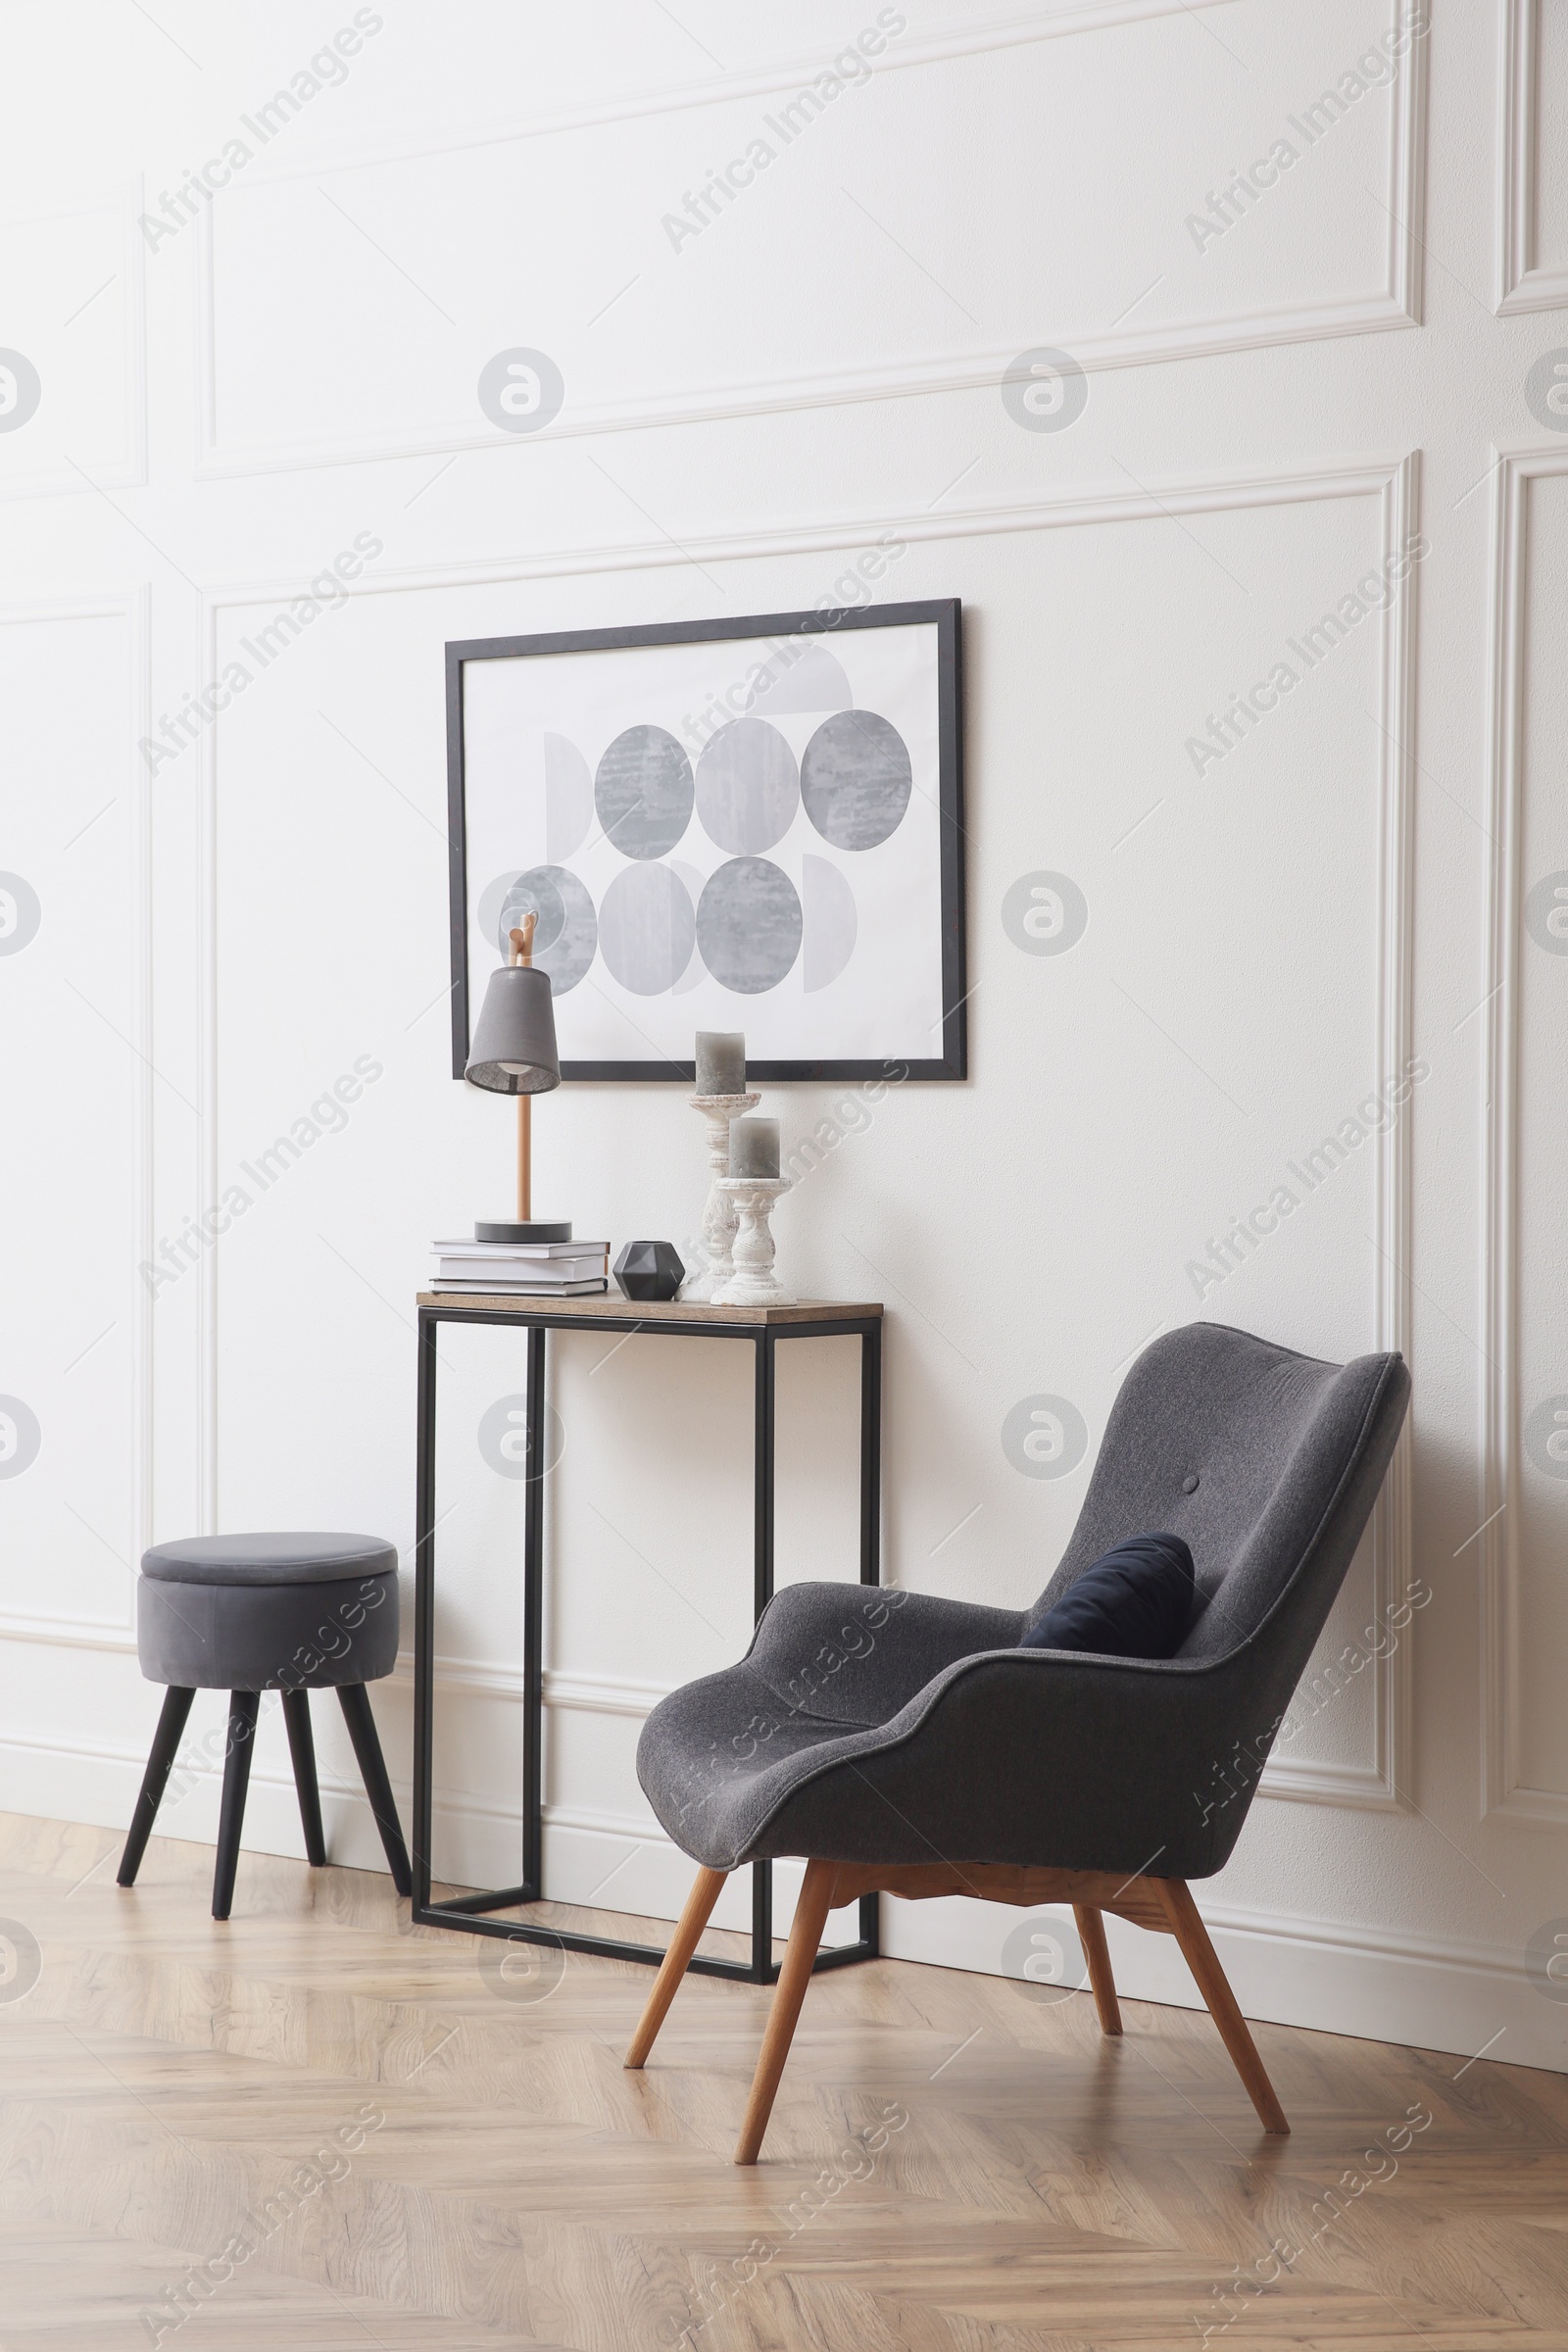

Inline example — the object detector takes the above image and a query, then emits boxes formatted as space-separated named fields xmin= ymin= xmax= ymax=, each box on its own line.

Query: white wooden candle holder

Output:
xmin=712 ymin=1175 xmax=793 ymax=1306
xmin=680 ymin=1091 xmax=760 ymax=1300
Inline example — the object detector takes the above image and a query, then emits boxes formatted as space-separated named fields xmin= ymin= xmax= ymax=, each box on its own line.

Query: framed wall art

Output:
xmin=446 ymin=598 xmax=964 ymax=1082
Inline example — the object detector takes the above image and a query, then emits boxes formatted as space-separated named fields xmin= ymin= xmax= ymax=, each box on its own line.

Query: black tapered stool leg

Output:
xmin=212 ymin=1691 xmax=261 ymax=1921
xmin=282 ymin=1690 xmax=328 ymax=1867
xmin=118 ymin=1686 xmax=196 ymax=1887
xmin=337 ymin=1684 xmax=412 ymax=1895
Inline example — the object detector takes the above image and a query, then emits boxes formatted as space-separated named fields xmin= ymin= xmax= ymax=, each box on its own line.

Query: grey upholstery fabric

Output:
xmin=637 ymin=1322 xmax=1410 ymax=1881
xmin=142 ymin=1532 xmax=397 ymax=1587
xmin=136 ymin=1535 xmax=399 ymax=1690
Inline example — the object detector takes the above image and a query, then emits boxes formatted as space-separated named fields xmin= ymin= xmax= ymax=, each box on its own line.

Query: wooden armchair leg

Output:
xmin=1156 ymin=1881 xmax=1289 ymax=2134
xmin=625 ymin=1866 xmax=728 ymax=2070
xmin=735 ymin=1857 xmax=839 ymax=2166
xmin=1073 ymin=1904 xmax=1122 ymax=2036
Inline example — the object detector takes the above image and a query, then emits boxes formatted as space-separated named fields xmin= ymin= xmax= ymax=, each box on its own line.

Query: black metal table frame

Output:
xmin=413 ymin=1301 xmax=882 ymax=1983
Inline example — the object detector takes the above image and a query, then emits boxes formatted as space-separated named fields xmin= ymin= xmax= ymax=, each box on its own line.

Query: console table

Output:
xmin=412 ymin=1291 xmax=883 ymax=1983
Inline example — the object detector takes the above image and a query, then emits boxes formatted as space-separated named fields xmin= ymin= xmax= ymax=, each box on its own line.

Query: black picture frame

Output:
xmin=445 ymin=598 xmax=965 ymax=1084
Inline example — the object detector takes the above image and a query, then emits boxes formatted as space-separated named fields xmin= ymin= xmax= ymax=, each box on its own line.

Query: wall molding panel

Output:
xmin=197 ymin=452 xmax=1417 ymax=1811
xmin=1496 ymin=0 xmax=1568 ymax=315
xmin=0 ymin=186 xmax=148 ymax=501
xmin=0 ymin=588 xmax=151 ymax=1653
xmin=192 ymin=9 xmax=1428 ymax=479
xmin=1481 ymin=443 xmax=1568 ymax=1823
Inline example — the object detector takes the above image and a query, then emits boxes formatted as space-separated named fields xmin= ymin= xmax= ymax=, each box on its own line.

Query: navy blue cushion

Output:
xmin=1019 ymin=1532 xmax=1194 ymax=1658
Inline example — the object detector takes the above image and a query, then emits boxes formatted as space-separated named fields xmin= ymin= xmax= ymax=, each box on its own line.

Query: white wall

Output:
xmin=2 ymin=0 xmax=1566 ymax=2069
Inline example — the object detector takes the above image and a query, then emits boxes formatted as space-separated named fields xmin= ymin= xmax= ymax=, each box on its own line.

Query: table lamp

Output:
xmin=464 ymin=915 xmax=570 ymax=1243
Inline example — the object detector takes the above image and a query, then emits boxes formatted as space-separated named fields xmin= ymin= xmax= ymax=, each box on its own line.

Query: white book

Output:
xmin=429 ymin=1276 xmax=610 ymax=1297
xmin=431 ymin=1237 xmax=608 ymax=1259
xmin=434 ymin=1256 xmax=606 ymax=1283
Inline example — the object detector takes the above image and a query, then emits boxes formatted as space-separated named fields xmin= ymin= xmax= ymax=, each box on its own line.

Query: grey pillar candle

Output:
xmin=729 ymin=1115 xmax=780 ymax=1178
xmin=695 ymin=1031 xmax=746 ymax=1097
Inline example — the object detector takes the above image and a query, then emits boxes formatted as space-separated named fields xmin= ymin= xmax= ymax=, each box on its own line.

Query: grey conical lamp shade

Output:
xmin=465 ymin=965 xmax=562 ymax=1095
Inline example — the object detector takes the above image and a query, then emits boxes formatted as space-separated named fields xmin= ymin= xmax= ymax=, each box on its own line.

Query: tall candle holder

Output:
xmin=713 ymin=1175 xmax=793 ymax=1306
xmin=680 ymin=1091 xmax=760 ymax=1301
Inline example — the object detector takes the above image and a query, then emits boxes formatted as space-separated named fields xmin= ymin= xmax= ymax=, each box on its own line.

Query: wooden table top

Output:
xmin=417 ymin=1290 xmax=882 ymax=1325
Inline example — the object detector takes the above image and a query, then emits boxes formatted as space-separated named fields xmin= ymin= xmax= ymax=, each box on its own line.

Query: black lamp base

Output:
xmin=475 ymin=1219 xmax=573 ymax=1245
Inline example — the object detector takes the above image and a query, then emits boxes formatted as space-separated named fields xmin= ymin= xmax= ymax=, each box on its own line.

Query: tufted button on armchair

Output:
xmin=624 ymin=1321 xmax=1411 ymax=2161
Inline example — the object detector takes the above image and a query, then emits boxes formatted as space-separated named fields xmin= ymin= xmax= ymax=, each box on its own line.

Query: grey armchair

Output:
xmin=626 ymin=1320 xmax=1410 ymax=2161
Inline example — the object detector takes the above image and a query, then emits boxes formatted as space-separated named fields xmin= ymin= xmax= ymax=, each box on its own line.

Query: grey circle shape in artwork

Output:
xmin=0 ymin=1919 xmax=41 ymax=2004
xmin=0 ymin=351 xmax=41 ymax=434
xmin=1525 ymin=869 xmax=1568 ymax=955
xmin=1525 ymin=348 xmax=1568 ymax=433
xmin=0 ymin=1396 xmax=40 ymax=1480
xmin=801 ymin=711 xmax=912 ymax=852
xmin=478 ymin=1394 xmax=565 ymax=1481
xmin=0 ymin=872 xmax=41 ymax=955
xmin=696 ymin=858 xmax=803 ymax=995
xmin=1526 ymin=1917 xmax=1568 ymax=2002
xmin=1002 ymin=870 xmax=1089 ymax=956
xmin=544 ymin=732 xmax=593 ymax=862
xmin=478 ymin=869 xmax=523 ymax=955
xmin=669 ymin=859 xmax=707 ymax=994
xmin=477 ymin=1925 xmax=567 ymax=2005
xmin=1001 ymin=1394 xmax=1088 ymax=1481
xmin=999 ymin=1910 xmax=1087 ymax=2005
xmin=695 ymin=717 xmax=800 ymax=856
xmin=498 ymin=866 xmax=597 ymax=995
xmin=1523 ymin=1395 xmax=1568 ymax=1481
xmin=598 ymin=862 xmax=696 ymax=997
xmin=476 ymin=347 xmax=564 ymax=434
xmin=744 ymin=641 xmax=855 ymax=719
xmin=1001 ymin=346 xmax=1088 ymax=434
xmin=802 ymin=854 xmax=858 ymax=993
xmin=595 ymin=726 xmax=694 ymax=860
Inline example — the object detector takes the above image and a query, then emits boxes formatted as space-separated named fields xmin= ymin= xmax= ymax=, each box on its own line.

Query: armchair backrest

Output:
xmin=1025 ymin=1322 xmax=1409 ymax=1688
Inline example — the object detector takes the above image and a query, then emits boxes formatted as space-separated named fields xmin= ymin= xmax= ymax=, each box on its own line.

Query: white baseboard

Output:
xmin=883 ymin=1891 xmax=1568 ymax=2075
xmin=2 ymin=1732 xmax=1560 ymax=2074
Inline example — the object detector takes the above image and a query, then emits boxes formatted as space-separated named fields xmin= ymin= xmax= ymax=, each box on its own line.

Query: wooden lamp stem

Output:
xmin=509 ymin=917 xmax=536 ymax=1222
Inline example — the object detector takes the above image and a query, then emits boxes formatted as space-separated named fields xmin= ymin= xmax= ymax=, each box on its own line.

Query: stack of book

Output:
xmin=430 ymin=1238 xmax=610 ymax=1296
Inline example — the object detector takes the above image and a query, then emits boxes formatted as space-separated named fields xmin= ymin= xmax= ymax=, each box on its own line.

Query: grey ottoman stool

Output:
xmin=118 ymin=1532 xmax=412 ymax=1919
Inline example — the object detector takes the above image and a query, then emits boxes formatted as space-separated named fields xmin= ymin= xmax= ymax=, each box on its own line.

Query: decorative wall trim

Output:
xmin=192 ymin=6 xmax=1427 ymax=479
xmin=0 ymin=185 xmax=148 ymax=501
xmin=1481 ymin=444 xmax=1568 ymax=1821
xmin=200 ymin=455 xmax=1420 ymax=603
xmin=198 ymin=595 xmax=218 ymax=1534
xmin=0 ymin=589 xmax=151 ymax=1638
xmin=1319 ymin=442 xmax=1419 ymax=1815
xmin=0 ymin=1617 xmax=134 ymax=1653
xmin=387 ymin=1652 xmax=669 ymax=1719
xmin=198 ymin=452 xmax=1418 ymax=1811
xmin=1496 ymin=0 xmax=1568 ymax=315
xmin=0 ymin=1720 xmax=649 ymax=1847
xmin=1258 ymin=1750 xmax=1403 ymax=1812
xmin=213 ymin=2 xmax=1250 ymax=192
xmin=0 ymin=1627 xmax=664 ymax=1750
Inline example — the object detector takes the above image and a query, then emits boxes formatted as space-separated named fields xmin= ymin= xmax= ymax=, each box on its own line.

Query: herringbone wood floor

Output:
xmin=2 ymin=1807 xmax=1566 ymax=2349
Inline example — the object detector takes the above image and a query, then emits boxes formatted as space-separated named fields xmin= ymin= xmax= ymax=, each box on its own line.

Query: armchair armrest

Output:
xmin=750 ymin=1642 xmax=1253 ymax=1881
xmin=744 ymin=1581 xmax=1025 ymax=1729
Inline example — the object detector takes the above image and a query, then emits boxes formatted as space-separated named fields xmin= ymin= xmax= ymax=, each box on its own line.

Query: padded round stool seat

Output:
xmin=137 ymin=1532 xmax=400 ymax=1691
xmin=120 ymin=1530 xmax=411 ymax=1920
xmin=142 ymin=1531 xmax=399 ymax=1584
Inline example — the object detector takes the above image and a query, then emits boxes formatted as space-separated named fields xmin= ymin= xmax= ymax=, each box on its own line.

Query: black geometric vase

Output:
xmin=612 ymin=1240 xmax=685 ymax=1302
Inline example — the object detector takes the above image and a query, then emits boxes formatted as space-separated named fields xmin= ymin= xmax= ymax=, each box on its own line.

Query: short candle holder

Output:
xmin=712 ymin=1175 xmax=793 ymax=1307
xmin=680 ymin=1091 xmax=760 ymax=1301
